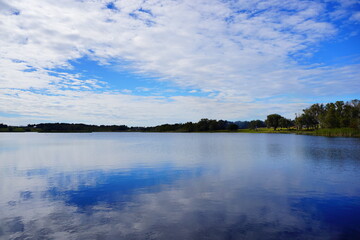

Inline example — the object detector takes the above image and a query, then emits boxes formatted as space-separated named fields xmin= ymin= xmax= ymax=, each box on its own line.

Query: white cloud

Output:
xmin=0 ymin=0 xmax=359 ymax=124
xmin=350 ymin=11 xmax=360 ymax=21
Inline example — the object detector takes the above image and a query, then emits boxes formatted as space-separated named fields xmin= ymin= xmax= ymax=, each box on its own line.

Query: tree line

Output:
xmin=142 ymin=119 xmax=240 ymax=132
xmin=262 ymin=100 xmax=359 ymax=131
xmin=0 ymin=99 xmax=358 ymax=132
xmin=294 ymin=100 xmax=360 ymax=130
xmin=0 ymin=123 xmax=129 ymax=132
xmin=0 ymin=120 xmax=253 ymax=132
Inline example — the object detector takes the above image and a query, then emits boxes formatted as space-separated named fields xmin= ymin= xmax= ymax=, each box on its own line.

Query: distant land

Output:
xmin=1 ymin=100 xmax=359 ymax=137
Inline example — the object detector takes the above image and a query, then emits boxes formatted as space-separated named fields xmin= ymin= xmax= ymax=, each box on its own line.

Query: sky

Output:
xmin=0 ymin=0 xmax=359 ymax=126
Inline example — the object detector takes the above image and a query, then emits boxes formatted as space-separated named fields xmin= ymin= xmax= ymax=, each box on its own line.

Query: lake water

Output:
xmin=0 ymin=133 xmax=360 ymax=240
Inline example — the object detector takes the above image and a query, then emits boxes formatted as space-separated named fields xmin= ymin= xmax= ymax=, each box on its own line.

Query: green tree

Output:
xmin=266 ymin=114 xmax=283 ymax=130
xmin=249 ymin=120 xmax=264 ymax=130
xmin=227 ymin=123 xmax=238 ymax=131
xmin=197 ymin=118 xmax=210 ymax=131
xmin=349 ymin=99 xmax=360 ymax=129
xmin=303 ymin=103 xmax=324 ymax=129
xmin=279 ymin=117 xmax=292 ymax=129
xmin=324 ymin=103 xmax=339 ymax=128
xmin=295 ymin=114 xmax=303 ymax=130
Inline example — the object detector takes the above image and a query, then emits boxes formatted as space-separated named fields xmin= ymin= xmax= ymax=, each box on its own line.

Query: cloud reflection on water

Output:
xmin=45 ymin=167 xmax=203 ymax=209
xmin=0 ymin=133 xmax=360 ymax=239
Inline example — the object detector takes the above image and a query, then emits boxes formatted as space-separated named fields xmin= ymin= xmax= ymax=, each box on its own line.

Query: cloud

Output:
xmin=350 ymin=11 xmax=360 ymax=21
xmin=0 ymin=0 xmax=359 ymax=124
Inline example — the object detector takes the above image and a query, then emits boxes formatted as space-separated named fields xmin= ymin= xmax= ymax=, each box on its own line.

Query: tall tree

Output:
xmin=279 ymin=117 xmax=292 ymax=129
xmin=266 ymin=114 xmax=283 ymax=130
xmin=324 ymin=103 xmax=339 ymax=128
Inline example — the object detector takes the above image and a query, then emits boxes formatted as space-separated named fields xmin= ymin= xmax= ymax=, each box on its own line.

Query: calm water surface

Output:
xmin=0 ymin=133 xmax=360 ymax=239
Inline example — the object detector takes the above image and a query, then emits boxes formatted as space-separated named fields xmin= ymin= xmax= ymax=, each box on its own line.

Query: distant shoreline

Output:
xmin=1 ymin=128 xmax=359 ymax=138
xmin=1 ymin=100 xmax=359 ymax=137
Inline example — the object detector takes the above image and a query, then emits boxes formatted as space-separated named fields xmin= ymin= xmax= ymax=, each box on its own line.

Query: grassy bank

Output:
xmin=237 ymin=127 xmax=360 ymax=137
xmin=0 ymin=127 xmax=30 ymax=132
xmin=237 ymin=128 xmax=296 ymax=134
xmin=305 ymin=128 xmax=360 ymax=137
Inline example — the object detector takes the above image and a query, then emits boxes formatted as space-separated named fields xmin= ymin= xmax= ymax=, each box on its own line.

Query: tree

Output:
xmin=197 ymin=118 xmax=210 ymax=131
xmin=249 ymin=120 xmax=265 ymax=130
xmin=349 ymin=99 xmax=360 ymax=129
xmin=324 ymin=103 xmax=339 ymax=128
xmin=227 ymin=123 xmax=238 ymax=131
xmin=208 ymin=120 xmax=218 ymax=131
xmin=295 ymin=114 xmax=304 ymax=130
xmin=303 ymin=103 xmax=323 ymax=129
xmin=265 ymin=114 xmax=283 ymax=130
xmin=279 ymin=117 xmax=292 ymax=129
xmin=296 ymin=99 xmax=360 ymax=130
xmin=301 ymin=113 xmax=318 ymax=129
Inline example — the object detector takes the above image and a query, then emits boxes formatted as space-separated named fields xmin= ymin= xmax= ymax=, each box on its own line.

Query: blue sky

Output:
xmin=0 ymin=0 xmax=359 ymax=126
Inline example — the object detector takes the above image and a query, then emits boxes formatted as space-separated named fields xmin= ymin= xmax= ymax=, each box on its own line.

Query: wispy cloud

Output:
xmin=0 ymin=0 xmax=359 ymax=125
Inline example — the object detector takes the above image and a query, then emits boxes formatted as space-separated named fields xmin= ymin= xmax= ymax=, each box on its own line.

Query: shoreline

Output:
xmin=1 ymin=128 xmax=359 ymax=138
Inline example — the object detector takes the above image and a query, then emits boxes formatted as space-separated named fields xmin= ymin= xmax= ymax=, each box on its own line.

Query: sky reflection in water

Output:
xmin=0 ymin=133 xmax=360 ymax=239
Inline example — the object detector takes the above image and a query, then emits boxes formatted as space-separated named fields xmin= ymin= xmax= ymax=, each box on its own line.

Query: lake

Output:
xmin=0 ymin=132 xmax=360 ymax=239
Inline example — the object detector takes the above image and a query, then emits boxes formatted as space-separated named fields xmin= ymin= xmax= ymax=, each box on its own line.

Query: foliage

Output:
xmin=279 ymin=118 xmax=293 ymax=129
xmin=227 ymin=123 xmax=239 ymax=131
xmin=248 ymin=120 xmax=266 ymax=130
xmin=265 ymin=114 xmax=283 ymax=130
xmin=233 ymin=121 xmax=250 ymax=129
xmin=146 ymin=119 xmax=235 ymax=132
xmin=28 ymin=123 xmax=129 ymax=132
xmin=295 ymin=100 xmax=360 ymax=130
